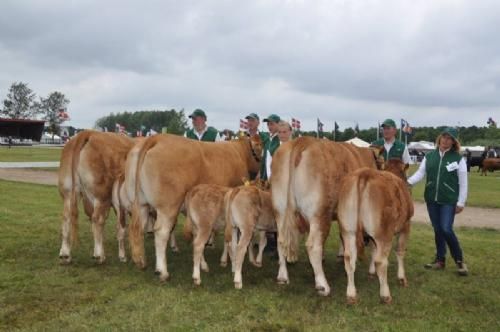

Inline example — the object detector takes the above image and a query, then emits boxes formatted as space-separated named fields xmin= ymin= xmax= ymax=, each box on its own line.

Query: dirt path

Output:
xmin=0 ymin=168 xmax=498 ymax=229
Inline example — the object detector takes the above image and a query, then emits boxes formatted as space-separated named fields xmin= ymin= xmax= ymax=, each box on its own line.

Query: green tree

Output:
xmin=1 ymin=82 xmax=39 ymax=119
xmin=39 ymin=91 xmax=70 ymax=139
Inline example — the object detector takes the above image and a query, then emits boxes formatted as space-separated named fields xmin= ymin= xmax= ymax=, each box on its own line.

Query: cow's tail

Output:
xmin=183 ymin=193 xmax=194 ymax=241
xmin=280 ymin=144 xmax=305 ymax=263
xmin=129 ymin=136 xmax=158 ymax=268
xmin=355 ymin=173 xmax=372 ymax=259
xmin=68 ymin=130 xmax=92 ymax=247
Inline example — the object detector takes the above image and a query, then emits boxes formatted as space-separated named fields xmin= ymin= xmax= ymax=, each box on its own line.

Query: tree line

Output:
xmin=1 ymin=82 xmax=70 ymax=137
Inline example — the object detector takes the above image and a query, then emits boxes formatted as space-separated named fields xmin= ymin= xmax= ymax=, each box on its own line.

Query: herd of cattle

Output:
xmin=58 ymin=130 xmax=415 ymax=304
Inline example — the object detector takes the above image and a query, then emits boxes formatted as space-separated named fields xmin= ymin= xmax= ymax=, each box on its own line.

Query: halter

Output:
xmin=248 ymin=139 xmax=261 ymax=163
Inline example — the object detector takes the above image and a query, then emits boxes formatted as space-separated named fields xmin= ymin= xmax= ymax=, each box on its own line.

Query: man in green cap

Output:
xmin=245 ymin=113 xmax=270 ymax=144
xmin=184 ymin=109 xmax=223 ymax=142
xmin=371 ymin=118 xmax=411 ymax=164
xmin=260 ymin=114 xmax=281 ymax=181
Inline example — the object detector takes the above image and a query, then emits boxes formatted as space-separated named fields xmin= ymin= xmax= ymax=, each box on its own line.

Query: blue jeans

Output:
xmin=426 ymin=202 xmax=463 ymax=263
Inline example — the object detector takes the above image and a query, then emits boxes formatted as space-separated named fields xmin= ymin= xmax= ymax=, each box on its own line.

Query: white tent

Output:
xmin=346 ymin=137 xmax=370 ymax=147
xmin=408 ymin=141 xmax=434 ymax=151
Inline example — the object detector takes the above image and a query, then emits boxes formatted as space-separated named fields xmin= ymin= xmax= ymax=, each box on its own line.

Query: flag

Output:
xmin=354 ymin=123 xmax=359 ymax=136
xmin=58 ymin=108 xmax=70 ymax=121
xmin=136 ymin=130 xmax=142 ymax=137
xmin=239 ymin=119 xmax=248 ymax=131
xmin=487 ymin=117 xmax=497 ymax=127
xmin=403 ymin=121 xmax=413 ymax=136
xmin=317 ymin=118 xmax=324 ymax=133
xmin=292 ymin=118 xmax=301 ymax=130
xmin=334 ymin=122 xmax=339 ymax=131
xmin=401 ymin=119 xmax=407 ymax=129
xmin=115 ymin=123 xmax=125 ymax=134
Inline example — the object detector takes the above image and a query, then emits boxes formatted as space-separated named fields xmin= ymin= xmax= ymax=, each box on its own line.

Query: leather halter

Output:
xmin=248 ymin=139 xmax=261 ymax=163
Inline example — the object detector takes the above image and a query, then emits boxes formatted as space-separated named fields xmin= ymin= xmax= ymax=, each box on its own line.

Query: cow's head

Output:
xmin=369 ymin=145 xmax=385 ymax=170
xmin=248 ymin=134 xmax=264 ymax=163
xmin=384 ymin=158 xmax=408 ymax=180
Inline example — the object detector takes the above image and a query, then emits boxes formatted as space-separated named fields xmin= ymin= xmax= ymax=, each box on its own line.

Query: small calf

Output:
xmin=224 ymin=185 xmax=276 ymax=289
xmin=338 ymin=159 xmax=413 ymax=304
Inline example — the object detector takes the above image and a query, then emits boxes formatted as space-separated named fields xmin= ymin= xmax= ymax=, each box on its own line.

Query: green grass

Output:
xmin=1 ymin=180 xmax=499 ymax=331
xmin=409 ymin=165 xmax=500 ymax=208
xmin=0 ymin=146 xmax=62 ymax=162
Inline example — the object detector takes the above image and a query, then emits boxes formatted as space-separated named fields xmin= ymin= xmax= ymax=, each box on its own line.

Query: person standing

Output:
xmin=184 ymin=109 xmax=223 ymax=142
xmin=408 ymin=127 xmax=469 ymax=276
xmin=371 ymin=119 xmax=411 ymax=164
xmin=464 ymin=148 xmax=472 ymax=173
xmin=259 ymin=114 xmax=281 ymax=181
xmin=245 ymin=113 xmax=269 ymax=143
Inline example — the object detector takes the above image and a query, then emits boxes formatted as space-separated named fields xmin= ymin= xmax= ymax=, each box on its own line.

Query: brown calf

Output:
xmin=224 ymin=185 xmax=275 ymax=289
xmin=338 ymin=159 xmax=414 ymax=304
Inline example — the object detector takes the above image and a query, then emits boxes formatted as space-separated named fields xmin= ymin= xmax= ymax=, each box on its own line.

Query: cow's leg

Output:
xmin=192 ymin=226 xmax=212 ymax=285
xmin=396 ymin=228 xmax=410 ymax=287
xmin=91 ymin=201 xmax=110 ymax=264
xmin=154 ymin=209 xmax=177 ymax=282
xmin=59 ymin=192 xmax=76 ymax=264
xmin=247 ymin=233 xmax=257 ymax=266
xmin=374 ymin=240 xmax=392 ymax=304
xmin=306 ymin=221 xmax=330 ymax=296
xmin=255 ymin=230 xmax=267 ymax=267
xmin=368 ymin=241 xmax=376 ymax=278
xmin=343 ymin=232 xmax=358 ymax=304
xmin=234 ymin=228 xmax=253 ymax=289
xmin=276 ymin=239 xmax=289 ymax=284
xmin=206 ymin=231 xmax=216 ymax=248
xmin=220 ymin=241 xmax=230 ymax=267
xmin=231 ymin=228 xmax=238 ymax=273
xmin=116 ymin=206 xmax=127 ymax=263
xmin=169 ymin=231 xmax=179 ymax=253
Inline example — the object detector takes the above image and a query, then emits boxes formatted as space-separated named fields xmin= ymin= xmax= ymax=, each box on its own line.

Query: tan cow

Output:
xmin=126 ymin=134 xmax=262 ymax=281
xmin=111 ymin=174 xmax=179 ymax=255
xmin=481 ymin=158 xmax=500 ymax=176
xmin=270 ymin=137 xmax=381 ymax=296
xmin=338 ymin=159 xmax=413 ymax=304
xmin=224 ymin=185 xmax=275 ymax=289
xmin=58 ymin=130 xmax=134 ymax=264
xmin=182 ymin=184 xmax=231 ymax=285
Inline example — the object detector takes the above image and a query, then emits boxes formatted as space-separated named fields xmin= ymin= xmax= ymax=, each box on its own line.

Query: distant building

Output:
xmin=0 ymin=118 xmax=45 ymax=145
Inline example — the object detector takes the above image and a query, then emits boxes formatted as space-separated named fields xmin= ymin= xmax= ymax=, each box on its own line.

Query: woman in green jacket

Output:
xmin=408 ymin=127 xmax=469 ymax=276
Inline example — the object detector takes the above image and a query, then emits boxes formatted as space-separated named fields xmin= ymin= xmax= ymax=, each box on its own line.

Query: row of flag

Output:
xmin=58 ymin=108 xmax=70 ymax=121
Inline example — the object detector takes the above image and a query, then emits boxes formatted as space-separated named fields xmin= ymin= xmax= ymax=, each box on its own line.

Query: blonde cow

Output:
xmin=338 ymin=159 xmax=413 ymax=304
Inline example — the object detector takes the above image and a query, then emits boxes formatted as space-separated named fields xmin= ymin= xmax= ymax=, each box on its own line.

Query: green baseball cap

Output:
xmin=245 ymin=113 xmax=260 ymax=121
xmin=442 ymin=127 xmax=458 ymax=140
xmin=263 ymin=114 xmax=281 ymax=123
xmin=381 ymin=119 xmax=397 ymax=128
xmin=188 ymin=109 xmax=207 ymax=119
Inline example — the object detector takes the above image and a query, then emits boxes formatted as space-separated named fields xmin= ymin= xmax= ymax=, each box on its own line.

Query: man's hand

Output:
xmin=455 ymin=206 xmax=464 ymax=214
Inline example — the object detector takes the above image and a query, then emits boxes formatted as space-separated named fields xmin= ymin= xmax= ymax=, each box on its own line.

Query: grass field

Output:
xmin=1 ymin=179 xmax=499 ymax=331
xmin=0 ymin=146 xmax=62 ymax=162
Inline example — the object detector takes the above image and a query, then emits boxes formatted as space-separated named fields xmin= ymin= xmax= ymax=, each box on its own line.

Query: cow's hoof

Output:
xmin=119 ymin=256 xmax=127 ymax=263
xmin=316 ymin=286 xmax=330 ymax=297
xmin=380 ymin=296 xmax=392 ymax=305
xmin=346 ymin=296 xmax=358 ymax=305
xmin=252 ymin=261 xmax=262 ymax=268
xmin=220 ymin=261 xmax=227 ymax=268
xmin=201 ymin=265 xmax=209 ymax=273
xmin=399 ymin=278 xmax=408 ymax=287
xmin=368 ymin=273 xmax=377 ymax=280
xmin=170 ymin=247 xmax=180 ymax=253
xmin=234 ymin=282 xmax=242 ymax=289
xmin=277 ymin=278 xmax=289 ymax=285
xmin=96 ymin=257 xmax=106 ymax=265
xmin=336 ymin=255 xmax=344 ymax=263
xmin=59 ymin=255 xmax=72 ymax=265
xmin=159 ymin=273 xmax=170 ymax=283
xmin=193 ymin=278 xmax=201 ymax=286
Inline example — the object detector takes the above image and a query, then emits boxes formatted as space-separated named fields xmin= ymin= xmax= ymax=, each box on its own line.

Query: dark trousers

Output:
xmin=426 ymin=202 xmax=464 ymax=263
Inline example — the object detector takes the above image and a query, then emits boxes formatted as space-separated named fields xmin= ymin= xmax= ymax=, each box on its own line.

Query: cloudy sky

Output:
xmin=1 ymin=0 xmax=499 ymax=132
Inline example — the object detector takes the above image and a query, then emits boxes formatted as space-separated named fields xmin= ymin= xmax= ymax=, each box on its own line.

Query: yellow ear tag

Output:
xmin=244 ymin=180 xmax=251 ymax=187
